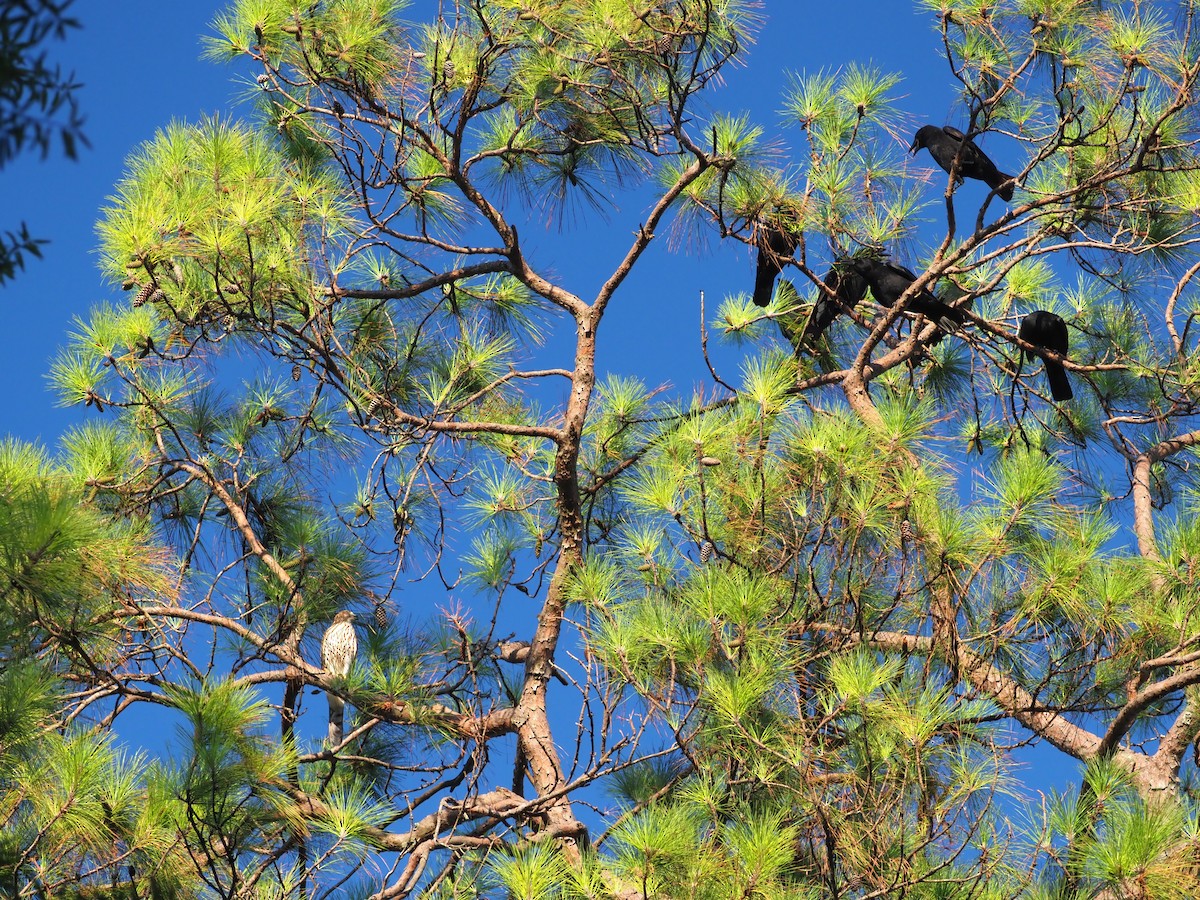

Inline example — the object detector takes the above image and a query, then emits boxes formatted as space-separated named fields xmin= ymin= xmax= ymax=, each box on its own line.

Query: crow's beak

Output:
xmin=907 ymin=138 xmax=920 ymax=154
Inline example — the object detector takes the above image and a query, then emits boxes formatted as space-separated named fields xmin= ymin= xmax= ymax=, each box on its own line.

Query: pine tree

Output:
xmin=15 ymin=1 xmax=1200 ymax=898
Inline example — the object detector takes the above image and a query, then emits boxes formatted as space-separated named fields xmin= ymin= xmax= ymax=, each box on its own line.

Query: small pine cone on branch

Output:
xmin=652 ymin=34 xmax=675 ymax=56
xmin=133 ymin=284 xmax=155 ymax=307
xmin=366 ymin=397 xmax=381 ymax=419
xmin=700 ymin=541 xmax=714 ymax=564
xmin=374 ymin=602 xmax=388 ymax=631
xmin=222 ymin=314 xmax=236 ymax=333
xmin=292 ymin=363 xmax=302 ymax=382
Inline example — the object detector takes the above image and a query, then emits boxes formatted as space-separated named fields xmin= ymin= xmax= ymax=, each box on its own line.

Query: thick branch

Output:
xmin=1132 ymin=429 xmax=1200 ymax=562
xmin=1099 ymin=664 xmax=1200 ymax=758
xmin=277 ymin=783 xmax=531 ymax=854
xmin=829 ymin=626 xmax=1103 ymax=760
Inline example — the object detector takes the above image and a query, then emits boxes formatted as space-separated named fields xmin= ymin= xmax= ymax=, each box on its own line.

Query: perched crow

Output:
xmin=842 ymin=256 xmax=966 ymax=333
xmin=752 ymin=225 xmax=799 ymax=307
xmin=1018 ymin=310 xmax=1072 ymax=401
xmin=910 ymin=125 xmax=1015 ymax=202
xmin=799 ymin=264 xmax=869 ymax=343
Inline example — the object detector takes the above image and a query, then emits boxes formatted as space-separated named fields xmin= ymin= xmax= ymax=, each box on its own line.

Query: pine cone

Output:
xmin=222 ymin=314 xmax=235 ymax=333
xmin=257 ymin=73 xmax=271 ymax=89
xmin=366 ymin=397 xmax=381 ymax=419
xmin=133 ymin=284 xmax=155 ymax=307
xmin=700 ymin=541 xmax=714 ymax=563
xmin=292 ymin=363 xmax=302 ymax=382
xmin=374 ymin=602 xmax=388 ymax=631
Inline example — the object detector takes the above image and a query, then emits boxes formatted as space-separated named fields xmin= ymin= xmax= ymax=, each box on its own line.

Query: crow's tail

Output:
xmin=909 ymin=296 xmax=965 ymax=333
xmin=752 ymin=263 xmax=777 ymax=307
xmin=990 ymin=171 xmax=1016 ymax=202
xmin=1045 ymin=361 xmax=1073 ymax=401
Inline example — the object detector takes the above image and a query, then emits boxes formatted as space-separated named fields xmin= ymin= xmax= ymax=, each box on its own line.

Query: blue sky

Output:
xmin=0 ymin=1 xmax=1073 ymax=795
xmin=0 ymin=2 xmax=981 ymax=445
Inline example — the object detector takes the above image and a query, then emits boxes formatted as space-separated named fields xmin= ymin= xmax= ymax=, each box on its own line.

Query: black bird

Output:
xmin=752 ymin=225 xmax=799 ymax=307
xmin=1018 ymin=310 xmax=1072 ymax=401
xmin=799 ymin=264 xmax=870 ymax=343
xmin=842 ymin=257 xmax=967 ymax=333
xmin=910 ymin=125 xmax=1015 ymax=202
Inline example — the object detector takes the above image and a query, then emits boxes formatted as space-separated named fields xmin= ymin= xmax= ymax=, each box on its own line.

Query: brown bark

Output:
xmin=1131 ymin=430 xmax=1200 ymax=564
xmin=511 ymin=312 xmax=596 ymax=860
